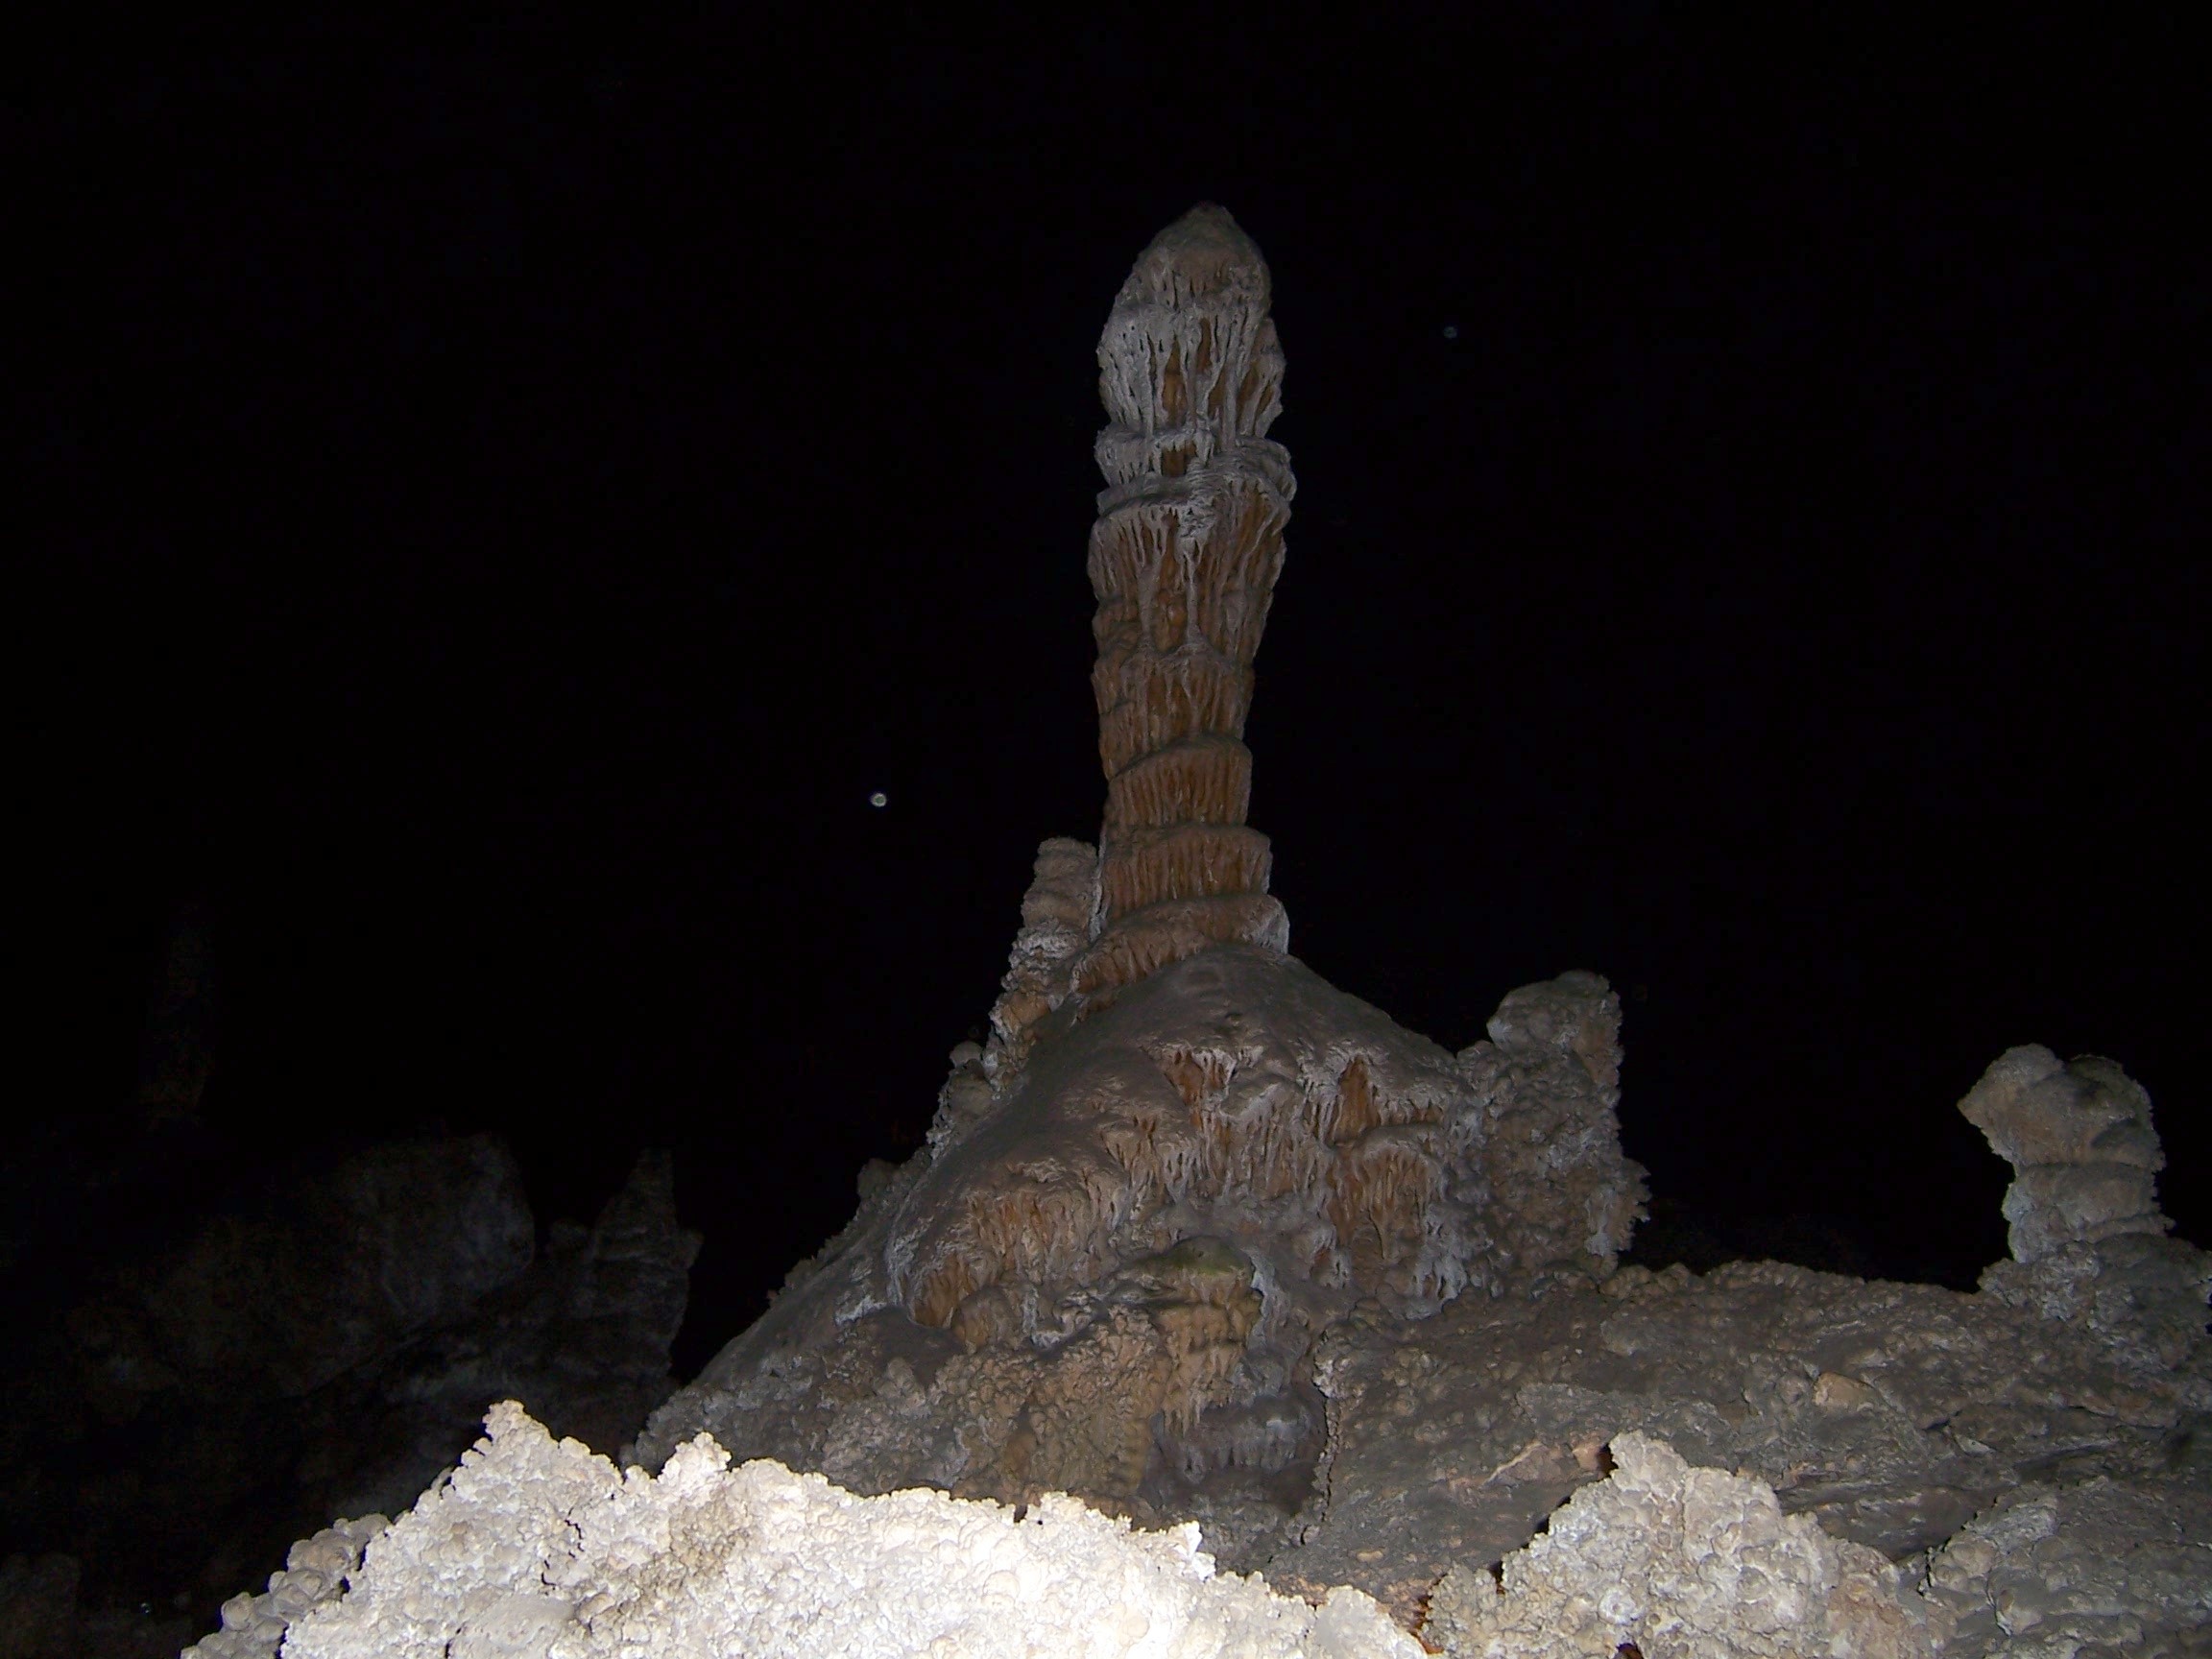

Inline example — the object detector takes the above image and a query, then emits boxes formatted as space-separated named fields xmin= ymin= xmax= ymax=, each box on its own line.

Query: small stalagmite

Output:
xmin=1076 ymin=204 xmax=1296 ymax=998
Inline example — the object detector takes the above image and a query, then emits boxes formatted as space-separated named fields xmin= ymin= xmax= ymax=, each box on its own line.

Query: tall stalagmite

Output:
xmin=192 ymin=204 xmax=2212 ymax=1659
xmin=632 ymin=203 xmax=1644 ymax=1578
xmin=1075 ymin=204 xmax=1295 ymax=998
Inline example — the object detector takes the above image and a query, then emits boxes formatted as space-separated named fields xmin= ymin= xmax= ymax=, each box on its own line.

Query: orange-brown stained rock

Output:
xmin=1093 ymin=652 xmax=1254 ymax=778
xmin=1076 ymin=204 xmax=1295 ymax=995
xmin=1329 ymin=1055 xmax=1382 ymax=1145
xmin=1104 ymin=735 xmax=1252 ymax=833
xmin=1070 ymin=894 xmax=1288 ymax=998
xmin=1097 ymin=824 xmax=1273 ymax=918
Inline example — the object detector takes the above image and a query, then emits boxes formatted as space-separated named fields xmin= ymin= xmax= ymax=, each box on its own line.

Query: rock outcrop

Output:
xmin=199 ymin=1405 xmax=2209 ymax=1659
xmin=1924 ymin=1471 xmax=2212 ymax=1657
xmin=965 ymin=835 xmax=1101 ymax=1128
xmin=1262 ymin=1249 xmax=2210 ymax=1625
xmin=625 ymin=210 xmax=2207 ymax=1657
xmin=1238 ymin=1052 xmax=2209 ymax=1637
xmin=1459 ymin=970 xmax=1647 ymax=1290
xmin=67 ymin=1135 xmax=536 ymax=1411
xmin=179 ymin=1517 xmax=388 ymax=1659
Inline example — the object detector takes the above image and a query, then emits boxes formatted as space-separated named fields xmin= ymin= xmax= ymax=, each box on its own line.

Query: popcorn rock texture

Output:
xmin=208 ymin=1411 xmax=2211 ymax=1659
xmin=1924 ymin=1472 xmax=2212 ymax=1657
xmin=1077 ymin=204 xmax=1296 ymax=1000
xmin=180 ymin=1518 xmax=387 ymax=1659
xmin=1422 ymin=1431 xmax=1952 ymax=1658
xmin=238 ymin=1403 xmax=1423 ymax=1659
xmin=1962 ymin=1046 xmax=2211 ymax=1383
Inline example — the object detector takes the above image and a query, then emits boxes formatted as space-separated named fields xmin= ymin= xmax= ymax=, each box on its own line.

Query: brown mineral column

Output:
xmin=1074 ymin=204 xmax=1296 ymax=996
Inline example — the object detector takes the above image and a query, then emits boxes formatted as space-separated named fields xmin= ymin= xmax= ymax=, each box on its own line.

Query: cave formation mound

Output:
xmin=634 ymin=945 xmax=1641 ymax=1551
xmin=169 ymin=204 xmax=2212 ymax=1659
xmin=631 ymin=205 xmax=1645 ymax=1547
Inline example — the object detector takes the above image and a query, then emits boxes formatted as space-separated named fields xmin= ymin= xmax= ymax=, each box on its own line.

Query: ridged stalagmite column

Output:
xmin=1073 ymin=204 xmax=1296 ymax=998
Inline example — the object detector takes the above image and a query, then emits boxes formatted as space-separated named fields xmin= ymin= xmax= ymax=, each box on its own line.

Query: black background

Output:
xmin=23 ymin=13 xmax=2206 ymax=1375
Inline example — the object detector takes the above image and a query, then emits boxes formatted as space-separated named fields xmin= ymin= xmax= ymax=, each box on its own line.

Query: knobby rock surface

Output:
xmin=191 ymin=1402 xmax=1424 ymax=1659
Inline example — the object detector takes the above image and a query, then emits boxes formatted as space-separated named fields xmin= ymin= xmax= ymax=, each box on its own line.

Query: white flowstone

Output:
xmin=258 ymin=1402 xmax=1422 ymax=1659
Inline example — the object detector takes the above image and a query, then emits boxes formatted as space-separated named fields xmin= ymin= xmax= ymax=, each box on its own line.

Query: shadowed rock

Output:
xmin=6 ymin=1142 xmax=698 ymax=1655
xmin=133 ymin=898 xmax=219 ymax=1129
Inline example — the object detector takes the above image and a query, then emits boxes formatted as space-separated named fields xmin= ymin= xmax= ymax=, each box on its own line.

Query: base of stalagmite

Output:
xmin=626 ymin=950 xmax=1646 ymax=1574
